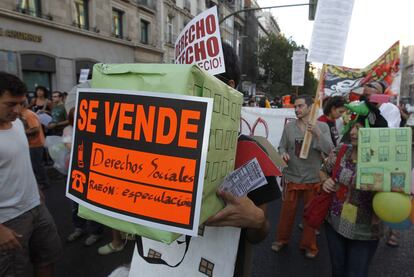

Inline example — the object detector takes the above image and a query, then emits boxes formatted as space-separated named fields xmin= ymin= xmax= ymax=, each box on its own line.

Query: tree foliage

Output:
xmin=258 ymin=34 xmax=318 ymax=98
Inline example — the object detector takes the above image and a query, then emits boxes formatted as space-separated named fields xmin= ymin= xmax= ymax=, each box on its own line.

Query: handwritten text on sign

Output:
xmin=66 ymin=89 xmax=213 ymax=236
xmin=175 ymin=6 xmax=225 ymax=75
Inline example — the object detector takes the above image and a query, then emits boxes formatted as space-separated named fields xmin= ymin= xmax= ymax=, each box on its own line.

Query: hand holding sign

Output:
xmin=205 ymin=190 xmax=265 ymax=229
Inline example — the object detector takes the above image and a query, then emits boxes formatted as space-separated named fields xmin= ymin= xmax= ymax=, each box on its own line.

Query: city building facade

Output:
xmin=0 ymin=0 xmax=163 ymax=96
xmin=1 ymin=0 xmax=279 ymax=99
xmin=401 ymin=45 xmax=414 ymax=102
xmin=161 ymin=0 xmax=206 ymax=64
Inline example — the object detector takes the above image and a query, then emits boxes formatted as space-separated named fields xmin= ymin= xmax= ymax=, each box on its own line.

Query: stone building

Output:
xmin=1 ymin=0 xmax=279 ymax=98
xmin=0 ymin=0 xmax=163 ymax=96
xmin=161 ymin=0 xmax=206 ymax=64
xmin=401 ymin=45 xmax=414 ymax=102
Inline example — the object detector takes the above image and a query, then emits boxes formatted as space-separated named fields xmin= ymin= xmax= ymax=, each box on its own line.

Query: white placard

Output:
xmin=219 ymin=158 xmax=267 ymax=197
xmin=78 ymin=68 xmax=90 ymax=83
xmin=129 ymin=226 xmax=240 ymax=277
xmin=174 ymin=6 xmax=225 ymax=75
xmin=291 ymin=51 xmax=307 ymax=86
xmin=307 ymin=0 xmax=355 ymax=66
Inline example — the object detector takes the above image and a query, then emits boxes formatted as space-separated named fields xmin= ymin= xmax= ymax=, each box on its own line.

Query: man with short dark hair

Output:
xmin=271 ymin=95 xmax=333 ymax=258
xmin=0 ymin=72 xmax=62 ymax=277
xmin=47 ymin=91 xmax=68 ymax=136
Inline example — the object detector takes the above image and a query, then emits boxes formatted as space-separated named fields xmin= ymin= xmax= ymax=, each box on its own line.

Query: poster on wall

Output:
xmin=66 ymin=88 xmax=213 ymax=236
xmin=175 ymin=6 xmax=225 ymax=75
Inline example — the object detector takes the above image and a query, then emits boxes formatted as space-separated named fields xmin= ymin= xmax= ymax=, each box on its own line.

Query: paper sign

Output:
xmin=79 ymin=68 xmax=90 ymax=83
xmin=66 ymin=88 xmax=213 ymax=236
xmin=291 ymin=51 xmax=307 ymax=86
xmin=356 ymin=128 xmax=412 ymax=194
xmin=307 ymin=0 xmax=355 ymax=65
xmin=175 ymin=6 xmax=225 ymax=75
xmin=220 ymin=158 xmax=267 ymax=197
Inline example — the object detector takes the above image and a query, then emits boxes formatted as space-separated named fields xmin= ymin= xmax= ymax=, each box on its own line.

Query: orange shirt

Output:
xmin=21 ymin=109 xmax=45 ymax=147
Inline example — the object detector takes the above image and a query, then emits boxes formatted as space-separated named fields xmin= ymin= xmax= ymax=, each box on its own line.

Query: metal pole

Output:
xmin=219 ymin=3 xmax=310 ymax=25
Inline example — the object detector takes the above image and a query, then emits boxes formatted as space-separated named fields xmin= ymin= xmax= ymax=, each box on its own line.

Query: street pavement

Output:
xmin=44 ymin=166 xmax=414 ymax=277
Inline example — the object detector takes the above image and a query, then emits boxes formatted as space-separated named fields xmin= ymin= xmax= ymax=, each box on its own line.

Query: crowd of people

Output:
xmin=0 ymin=42 xmax=412 ymax=277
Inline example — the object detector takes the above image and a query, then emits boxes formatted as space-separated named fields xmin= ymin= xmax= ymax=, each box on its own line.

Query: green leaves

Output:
xmin=258 ymin=34 xmax=317 ymax=98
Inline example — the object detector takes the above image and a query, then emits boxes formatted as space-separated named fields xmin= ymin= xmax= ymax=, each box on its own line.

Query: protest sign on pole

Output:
xmin=291 ymin=51 xmax=307 ymax=86
xmin=307 ymin=0 xmax=355 ymax=66
xmin=174 ymin=6 xmax=225 ymax=75
xmin=299 ymin=65 xmax=326 ymax=159
xmin=304 ymin=0 xmax=355 ymax=157
xmin=320 ymin=41 xmax=400 ymax=98
xmin=66 ymin=88 xmax=213 ymax=236
xmin=79 ymin=69 xmax=90 ymax=84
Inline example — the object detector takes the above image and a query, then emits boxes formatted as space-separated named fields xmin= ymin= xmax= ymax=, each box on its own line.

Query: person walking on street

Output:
xmin=271 ymin=95 xmax=333 ymax=258
xmin=47 ymin=91 xmax=68 ymax=136
xmin=0 ymin=72 xmax=62 ymax=277
xmin=21 ymin=104 xmax=51 ymax=190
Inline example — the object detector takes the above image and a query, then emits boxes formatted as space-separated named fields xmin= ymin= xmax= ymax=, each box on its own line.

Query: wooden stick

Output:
xmin=299 ymin=65 xmax=326 ymax=159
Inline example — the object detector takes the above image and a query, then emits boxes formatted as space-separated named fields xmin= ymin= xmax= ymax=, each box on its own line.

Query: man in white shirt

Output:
xmin=0 ymin=72 xmax=62 ymax=277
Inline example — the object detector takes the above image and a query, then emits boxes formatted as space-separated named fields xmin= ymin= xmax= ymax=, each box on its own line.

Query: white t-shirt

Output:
xmin=0 ymin=119 xmax=40 ymax=223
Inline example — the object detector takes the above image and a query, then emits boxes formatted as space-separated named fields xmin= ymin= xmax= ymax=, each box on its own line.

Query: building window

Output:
xmin=112 ymin=9 xmax=124 ymax=38
xmin=147 ymin=249 xmax=162 ymax=259
xmin=184 ymin=0 xmax=191 ymax=12
xmin=74 ymin=0 xmax=89 ymax=30
xmin=140 ymin=20 xmax=149 ymax=44
xmin=18 ymin=0 xmax=41 ymax=17
xmin=199 ymin=258 xmax=214 ymax=276
xmin=167 ymin=17 xmax=173 ymax=43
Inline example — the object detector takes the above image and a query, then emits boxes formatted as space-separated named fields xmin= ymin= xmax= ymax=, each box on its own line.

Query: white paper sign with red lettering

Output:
xmin=175 ymin=6 xmax=225 ymax=76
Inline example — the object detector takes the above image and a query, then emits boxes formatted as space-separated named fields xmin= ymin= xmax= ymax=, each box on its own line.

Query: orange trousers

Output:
xmin=275 ymin=182 xmax=319 ymax=254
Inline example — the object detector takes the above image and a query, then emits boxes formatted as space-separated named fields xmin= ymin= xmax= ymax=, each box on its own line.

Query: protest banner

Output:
xmin=175 ymin=6 xmax=225 ymax=75
xmin=291 ymin=51 xmax=307 ymax=86
xmin=357 ymin=127 xmax=412 ymax=194
xmin=305 ymin=0 xmax=355 ymax=156
xmin=307 ymin=0 xmax=355 ymax=66
xmin=321 ymin=41 xmax=400 ymax=98
xmin=240 ymin=107 xmax=296 ymax=148
xmin=66 ymin=88 xmax=213 ymax=236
